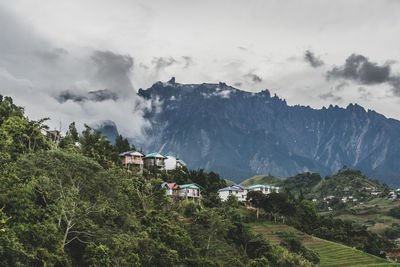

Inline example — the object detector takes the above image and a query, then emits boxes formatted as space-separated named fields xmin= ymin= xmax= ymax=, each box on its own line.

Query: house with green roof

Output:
xmin=143 ymin=152 xmax=167 ymax=170
xmin=178 ymin=183 xmax=203 ymax=201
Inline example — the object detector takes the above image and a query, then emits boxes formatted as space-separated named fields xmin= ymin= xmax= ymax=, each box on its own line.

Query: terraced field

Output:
xmin=251 ymin=223 xmax=399 ymax=267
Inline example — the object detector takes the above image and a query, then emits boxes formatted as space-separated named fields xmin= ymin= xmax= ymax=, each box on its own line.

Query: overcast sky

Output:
xmin=1 ymin=0 xmax=400 ymax=140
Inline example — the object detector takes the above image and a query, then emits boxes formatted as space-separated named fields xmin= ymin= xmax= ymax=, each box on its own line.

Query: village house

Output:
xmin=248 ymin=184 xmax=280 ymax=195
xmin=164 ymin=155 xmax=187 ymax=171
xmin=161 ymin=182 xmax=180 ymax=197
xmin=143 ymin=152 xmax=167 ymax=170
xmin=162 ymin=182 xmax=203 ymax=201
xmin=218 ymin=185 xmax=251 ymax=202
xmin=178 ymin=183 xmax=203 ymax=200
xmin=119 ymin=151 xmax=144 ymax=170
xmin=218 ymin=184 xmax=279 ymax=202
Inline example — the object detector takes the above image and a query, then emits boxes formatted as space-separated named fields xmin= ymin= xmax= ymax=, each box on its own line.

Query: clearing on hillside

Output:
xmin=251 ymin=223 xmax=399 ymax=267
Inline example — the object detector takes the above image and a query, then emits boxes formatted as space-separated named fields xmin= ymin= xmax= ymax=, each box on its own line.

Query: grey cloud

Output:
xmin=327 ymin=54 xmax=391 ymax=84
xmin=319 ymin=92 xmax=343 ymax=102
xmin=358 ymin=87 xmax=373 ymax=100
xmin=245 ymin=73 xmax=262 ymax=84
xmin=182 ymin=56 xmax=194 ymax=68
xmin=389 ymin=76 xmax=400 ymax=96
xmin=57 ymin=91 xmax=88 ymax=103
xmin=57 ymin=89 xmax=118 ymax=103
xmin=304 ymin=50 xmax=324 ymax=68
xmin=90 ymin=51 xmax=134 ymax=96
xmin=152 ymin=57 xmax=177 ymax=70
xmin=234 ymin=82 xmax=242 ymax=87
xmin=327 ymin=53 xmax=400 ymax=96
xmin=88 ymin=89 xmax=118 ymax=102
xmin=0 ymin=5 xmax=149 ymax=140
xmin=334 ymin=81 xmax=348 ymax=91
xmin=34 ymin=48 xmax=68 ymax=64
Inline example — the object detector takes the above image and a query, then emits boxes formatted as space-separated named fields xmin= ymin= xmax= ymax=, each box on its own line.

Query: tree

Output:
xmin=114 ymin=134 xmax=131 ymax=153
xmin=0 ymin=116 xmax=50 ymax=163
xmin=28 ymin=151 xmax=104 ymax=252
xmin=0 ymin=95 xmax=24 ymax=125
xmin=79 ymin=124 xmax=119 ymax=168
xmin=247 ymin=191 xmax=266 ymax=219
xmin=263 ymin=192 xmax=295 ymax=223
xmin=69 ymin=122 xmax=79 ymax=142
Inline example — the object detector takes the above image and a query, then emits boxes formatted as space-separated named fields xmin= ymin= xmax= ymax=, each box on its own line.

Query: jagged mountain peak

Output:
xmin=135 ymin=80 xmax=400 ymax=186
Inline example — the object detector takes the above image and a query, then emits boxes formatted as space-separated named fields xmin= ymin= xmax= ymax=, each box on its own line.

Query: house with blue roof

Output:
xmin=218 ymin=185 xmax=251 ymax=202
xmin=218 ymin=184 xmax=279 ymax=202
xmin=119 ymin=150 xmax=144 ymax=170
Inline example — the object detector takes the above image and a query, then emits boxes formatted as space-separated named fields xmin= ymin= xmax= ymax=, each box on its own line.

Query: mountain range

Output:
xmin=102 ymin=78 xmax=400 ymax=186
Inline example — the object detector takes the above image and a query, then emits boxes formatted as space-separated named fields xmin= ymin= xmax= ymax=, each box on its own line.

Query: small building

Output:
xmin=164 ymin=155 xmax=187 ymax=171
xmin=178 ymin=183 xmax=203 ymax=200
xmin=119 ymin=151 xmax=144 ymax=170
xmin=161 ymin=182 xmax=180 ymax=197
xmin=143 ymin=152 xmax=167 ymax=170
xmin=248 ymin=184 xmax=280 ymax=195
xmin=218 ymin=184 xmax=279 ymax=202
xmin=218 ymin=185 xmax=251 ymax=202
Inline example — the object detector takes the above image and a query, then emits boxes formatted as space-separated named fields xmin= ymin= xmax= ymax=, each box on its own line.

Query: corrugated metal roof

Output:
xmin=233 ymin=185 xmax=250 ymax=190
xmin=218 ymin=186 xmax=243 ymax=192
xmin=161 ymin=182 xmax=179 ymax=189
xmin=179 ymin=183 xmax=204 ymax=190
xmin=248 ymin=184 xmax=279 ymax=189
xmin=144 ymin=152 xmax=167 ymax=159
xmin=119 ymin=151 xmax=144 ymax=156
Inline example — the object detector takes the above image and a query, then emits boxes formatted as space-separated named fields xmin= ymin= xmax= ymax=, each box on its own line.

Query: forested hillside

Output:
xmin=0 ymin=95 xmax=398 ymax=266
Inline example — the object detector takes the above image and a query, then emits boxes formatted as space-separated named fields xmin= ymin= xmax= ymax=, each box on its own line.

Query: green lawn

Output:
xmin=251 ymin=223 xmax=399 ymax=267
xmin=240 ymin=174 xmax=284 ymax=186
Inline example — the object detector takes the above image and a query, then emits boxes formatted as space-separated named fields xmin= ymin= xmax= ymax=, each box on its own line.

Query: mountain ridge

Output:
xmin=118 ymin=79 xmax=400 ymax=186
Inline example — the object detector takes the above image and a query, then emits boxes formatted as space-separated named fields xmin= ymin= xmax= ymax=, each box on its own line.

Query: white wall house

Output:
xmin=162 ymin=182 xmax=203 ymax=200
xmin=165 ymin=155 xmax=187 ymax=171
xmin=218 ymin=186 xmax=246 ymax=201
xmin=161 ymin=182 xmax=180 ymax=196
xmin=178 ymin=184 xmax=203 ymax=199
xmin=218 ymin=184 xmax=280 ymax=202
xmin=218 ymin=185 xmax=253 ymax=202
xmin=248 ymin=185 xmax=280 ymax=195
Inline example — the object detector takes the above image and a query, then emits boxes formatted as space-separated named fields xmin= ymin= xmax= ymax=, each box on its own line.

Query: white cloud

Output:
xmin=1 ymin=0 xmax=400 ymax=128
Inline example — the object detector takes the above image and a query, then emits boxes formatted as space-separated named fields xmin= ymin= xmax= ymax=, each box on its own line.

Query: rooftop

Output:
xmin=119 ymin=150 xmax=144 ymax=157
xmin=144 ymin=152 xmax=167 ymax=159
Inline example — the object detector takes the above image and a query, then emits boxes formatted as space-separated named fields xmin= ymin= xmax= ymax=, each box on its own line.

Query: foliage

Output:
xmin=114 ymin=134 xmax=134 ymax=153
xmin=0 ymin=94 xmax=396 ymax=266
xmin=388 ymin=206 xmax=400 ymax=219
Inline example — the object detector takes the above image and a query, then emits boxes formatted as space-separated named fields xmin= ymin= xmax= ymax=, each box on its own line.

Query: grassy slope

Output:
xmin=242 ymin=171 xmax=399 ymax=233
xmin=225 ymin=179 xmax=236 ymax=186
xmin=240 ymin=174 xmax=284 ymax=186
xmin=250 ymin=222 xmax=398 ymax=267
xmin=335 ymin=198 xmax=400 ymax=231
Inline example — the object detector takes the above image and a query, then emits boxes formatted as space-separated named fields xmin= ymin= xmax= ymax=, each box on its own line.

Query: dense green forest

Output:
xmin=0 ymin=95 xmax=397 ymax=266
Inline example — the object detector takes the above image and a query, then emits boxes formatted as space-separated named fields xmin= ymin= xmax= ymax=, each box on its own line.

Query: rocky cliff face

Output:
xmin=136 ymin=79 xmax=400 ymax=186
